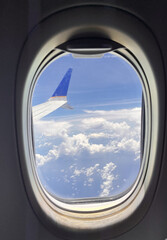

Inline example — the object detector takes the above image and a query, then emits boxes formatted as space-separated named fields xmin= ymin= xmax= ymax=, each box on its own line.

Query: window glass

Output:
xmin=32 ymin=52 xmax=142 ymax=199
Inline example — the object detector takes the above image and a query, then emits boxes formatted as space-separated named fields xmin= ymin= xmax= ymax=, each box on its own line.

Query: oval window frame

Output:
xmin=16 ymin=6 xmax=165 ymax=239
xmin=31 ymin=47 xmax=145 ymax=206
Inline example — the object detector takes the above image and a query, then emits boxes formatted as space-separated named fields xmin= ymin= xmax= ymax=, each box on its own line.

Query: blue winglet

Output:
xmin=52 ymin=68 xmax=72 ymax=97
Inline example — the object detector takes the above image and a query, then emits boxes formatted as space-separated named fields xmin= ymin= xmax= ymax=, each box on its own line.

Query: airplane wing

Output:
xmin=32 ymin=68 xmax=73 ymax=121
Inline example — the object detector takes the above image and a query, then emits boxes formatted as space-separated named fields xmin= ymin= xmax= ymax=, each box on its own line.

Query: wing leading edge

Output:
xmin=32 ymin=68 xmax=73 ymax=121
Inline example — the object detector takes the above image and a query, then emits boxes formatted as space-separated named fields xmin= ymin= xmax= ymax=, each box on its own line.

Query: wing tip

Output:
xmin=51 ymin=68 xmax=73 ymax=98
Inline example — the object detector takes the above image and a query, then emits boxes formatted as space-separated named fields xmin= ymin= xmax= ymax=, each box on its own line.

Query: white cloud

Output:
xmin=34 ymin=107 xmax=141 ymax=167
xmin=81 ymin=118 xmax=130 ymax=138
xmin=117 ymin=137 xmax=140 ymax=152
xmin=36 ymin=145 xmax=59 ymax=166
xmin=100 ymin=162 xmax=117 ymax=197
xmin=85 ymin=164 xmax=100 ymax=176
xmin=70 ymin=162 xmax=117 ymax=197
xmin=73 ymin=169 xmax=82 ymax=176
xmin=38 ymin=142 xmax=52 ymax=148
xmin=36 ymin=153 xmax=51 ymax=166
xmin=88 ymin=132 xmax=109 ymax=139
xmin=84 ymin=107 xmax=141 ymax=124
xmin=71 ymin=164 xmax=100 ymax=179
xmin=34 ymin=120 xmax=72 ymax=138
xmin=35 ymin=133 xmax=140 ymax=166
xmin=88 ymin=178 xmax=94 ymax=183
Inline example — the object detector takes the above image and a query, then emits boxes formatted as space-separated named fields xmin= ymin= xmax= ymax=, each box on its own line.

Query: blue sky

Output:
xmin=32 ymin=53 xmax=142 ymax=199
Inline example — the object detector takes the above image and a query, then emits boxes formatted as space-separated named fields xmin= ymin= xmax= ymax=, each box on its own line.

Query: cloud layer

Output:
xmin=33 ymin=107 xmax=141 ymax=198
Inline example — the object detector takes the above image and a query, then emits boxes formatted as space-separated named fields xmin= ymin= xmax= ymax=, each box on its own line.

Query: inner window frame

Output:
xmin=29 ymin=45 xmax=150 ymax=213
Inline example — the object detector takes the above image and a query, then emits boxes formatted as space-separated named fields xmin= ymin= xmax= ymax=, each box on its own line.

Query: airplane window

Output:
xmin=32 ymin=52 xmax=142 ymax=200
